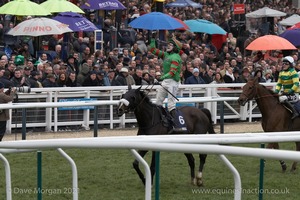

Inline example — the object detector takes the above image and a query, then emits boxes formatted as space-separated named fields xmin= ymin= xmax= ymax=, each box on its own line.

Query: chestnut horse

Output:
xmin=117 ymin=86 xmax=215 ymax=186
xmin=238 ymin=77 xmax=300 ymax=172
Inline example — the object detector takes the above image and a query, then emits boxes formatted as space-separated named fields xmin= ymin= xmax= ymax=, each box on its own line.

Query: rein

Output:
xmin=241 ymin=82 xmax=278 ymax=102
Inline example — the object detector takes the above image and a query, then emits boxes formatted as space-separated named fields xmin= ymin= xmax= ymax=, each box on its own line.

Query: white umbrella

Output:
xmin=7 ymin=17 xmax=73 ymax=37
xmin=279 ymin=14 xmax=300 ymax=26
xmin=246 ymin=7 xmax=286 ymax=18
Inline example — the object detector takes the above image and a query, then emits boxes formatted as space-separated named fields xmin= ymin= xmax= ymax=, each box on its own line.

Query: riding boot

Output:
xmin=169 ymin=109 xmax=187 ymax=133
xmin=283 ymin=100 xmax=299 ymax=120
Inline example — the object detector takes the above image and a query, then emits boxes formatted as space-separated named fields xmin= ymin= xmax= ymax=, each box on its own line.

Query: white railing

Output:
xmin=1 ymin=133 xmax=300 ymax=200
xmin=4 ymin=83 xmax=276 ymax=133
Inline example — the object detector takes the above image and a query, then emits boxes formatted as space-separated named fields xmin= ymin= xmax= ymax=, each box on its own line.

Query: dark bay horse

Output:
xmin=117 ymin=86 xmax=215 ymax=186
xmin=238 ymin=77 xmax=300 ymax=172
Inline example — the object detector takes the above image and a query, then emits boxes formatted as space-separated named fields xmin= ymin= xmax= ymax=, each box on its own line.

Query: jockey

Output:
xmin=274 ymin=56 xmax=300 ymax=119
xmin=148 ymin=35 xmax=186 ymax=132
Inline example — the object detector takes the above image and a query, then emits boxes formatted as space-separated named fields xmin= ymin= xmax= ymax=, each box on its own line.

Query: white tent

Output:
xmin=279 ymin=14 xmax=300 ymax=26
xmin=246 ymin=7 xmax=286 ymax=18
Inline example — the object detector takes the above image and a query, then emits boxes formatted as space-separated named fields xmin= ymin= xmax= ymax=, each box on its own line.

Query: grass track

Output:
xmin=0 ymin=143 xmax=299 ymax=200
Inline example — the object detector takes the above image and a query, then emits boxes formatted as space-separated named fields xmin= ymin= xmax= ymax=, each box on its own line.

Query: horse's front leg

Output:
xmin=267 ymin=143 xmax=287 ymax=172
xmin=133 ymin=150 xmax=148 ymax=185
xmin=184 ymin=153 xmax=195 ymax=185
xmin=196 ymin=154 xmax=207 ymax=187
xmin=291 ymin=142 xmax=300 ymax=172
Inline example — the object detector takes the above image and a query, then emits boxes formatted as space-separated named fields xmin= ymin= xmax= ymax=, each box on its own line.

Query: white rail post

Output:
xmin=57 ymin=148 xmax=78 ymax=200
xmin=0 ymin=153 xmax=12 ymax=200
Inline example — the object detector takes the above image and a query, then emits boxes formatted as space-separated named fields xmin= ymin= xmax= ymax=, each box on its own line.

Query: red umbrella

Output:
xmin=288 ymin=22 xmax=300 ymax=30
xmin=245 ymin=35 xmax=296 ymax=51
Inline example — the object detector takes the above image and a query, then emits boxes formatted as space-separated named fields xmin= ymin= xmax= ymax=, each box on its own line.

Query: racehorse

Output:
xmin=117 ymin=86 xmax=215 ymax=186
xmin=238 ymin=77 xmax=300 ymax=172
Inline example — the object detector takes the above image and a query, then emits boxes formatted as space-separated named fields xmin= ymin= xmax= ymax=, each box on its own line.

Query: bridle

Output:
xmin=240 ymin=81 xmax=279 ymax=103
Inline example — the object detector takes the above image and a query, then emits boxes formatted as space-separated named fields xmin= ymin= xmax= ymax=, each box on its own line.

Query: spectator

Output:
xmin=66 ymin=72 xmax=80 ymax=87
xmin=236 ymin=67 xmax=251 ymax=83
xmin=57 ymin=73 xmax=68 ymax=87
xmin=0 ymin=83 xmax=16 ymax=141
xmin=42 ymin=74 xmax=59 ymax=87
xmin=82 ymin=71 xmax=99 ymax=86
xmin=185 ymin=68 xmax=206 ymax=84
xmin=211 ymin=72 xmax=225 ymax=84
xmin=11 ymin=68 xmax=31 ymax=87
xmin=77 ymin=63 xmax=90 ymax=86
xmin=115 ymin=67 xmax=128 ymax=86
xmin=28 ymin=71 xmax=42 ymax=88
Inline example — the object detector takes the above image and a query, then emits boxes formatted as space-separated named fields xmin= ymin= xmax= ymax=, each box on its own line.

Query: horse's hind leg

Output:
xmin=267 ymin=143 xmax=287 ymax=172
xmin=196 ymin=154 xmax=207 ymax=187
xmin=133 ymin=150 xmax=148 ymax=185
xmin=184 ymin=153 xmax=195 ymax=185
xmin=291 ymin=142 xmax=300 ymax=172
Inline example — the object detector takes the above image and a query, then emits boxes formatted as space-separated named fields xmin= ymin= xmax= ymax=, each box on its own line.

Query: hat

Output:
xmin=15 ymin=55 xmax=24 ymax=66
xmin=283 ymin=56 xmax=294 ymax=64
xmin=155 ymin=72 xmax=161 ymax=76
xmin=108 ymin=69 xmax=115 ymax=73
xmin=31 ymin=71 xmax=39 ymax=76
xmin=169 ymin=36 xmax=182 ymax=51
xmin=47 ymin=74 xmax=55 ymax=79
xmin=24 ymin=66 xmax=31 ymax=71
xmin=34 ymin=61 xmax=41 ymax=66
xmin=89 ymin=70 xmax=97 ymax=75
xmin=120 ymin=67 xmax=129 ymax=73
xmin=193 ymin=68 xmax=199 ymax=73
xmin=0 ymin=82 xmax=4 ymax=89
xmin=123 ymin=57 xmax=131 ymax=63
xmin=97 ymin=71 xmax=105 ymax=76
xmin=242 ymin=67 xmax=250 ymax=73
xmin=233 ymin=67 xmax=240 ymax=74
xmin=113 ymin=48 xmax=119 ymax=51
xmin=67 ymin=54 xmax=75 ymax=60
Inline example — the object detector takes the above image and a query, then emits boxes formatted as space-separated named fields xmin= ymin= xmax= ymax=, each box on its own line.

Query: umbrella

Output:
xmin=81 ymin=0 xmax=126 ymax=10
xmin=0 ymin=0 xmax=51 ymax=16
xmin=7 ymin=17 xmax=72 ymax=37
xmin=53 ymin=12 xmax=99 ymax=32
xmin=245 ymin=35 xmax=296 ymax=51
xmin=246 ymin=7 xmax=286 ymax=18
xmin=171 ymin=16 xmax=189 ymax=30
xmin=40 ymin=0 xmax=84 ymax=14
xmin=279 ymin=14 xmax=300 ymax=26
xmin=288 ymin=22 xmax=300 ymax=30
xmin=165 ymin=0 xmax=202 ymax=8
xmin=129 ymin=12 xmax=184 ymax=30
xmin=184 ymin=19 xmax=227 ymax=35
xmin=279 ymin=29 xmax=300 ymax=47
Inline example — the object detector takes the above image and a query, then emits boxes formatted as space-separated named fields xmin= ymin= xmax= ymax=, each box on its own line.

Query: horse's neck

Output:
xmin=134 ymin=101 xmax=156 ymax=125
xmin=255 ymin=86 xmax=280 ymax=117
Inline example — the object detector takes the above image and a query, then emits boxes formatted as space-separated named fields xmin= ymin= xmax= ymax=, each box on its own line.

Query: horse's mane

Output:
xmin=140 ymin=90 xmax=156 ymax=106
xmin=259 ymin=84 xmax=279 ymax=101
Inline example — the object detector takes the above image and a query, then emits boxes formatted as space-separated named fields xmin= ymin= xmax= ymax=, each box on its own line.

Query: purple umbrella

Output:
xmin=279 ymin=28 xmax=300 ymax=47
xmin=53 ymin=12 xmax=100 ymax=32
xmin=80 ymin=0 xmax=126 ymax=10
xmin=165 ymin=0 xmax=202 ymax=8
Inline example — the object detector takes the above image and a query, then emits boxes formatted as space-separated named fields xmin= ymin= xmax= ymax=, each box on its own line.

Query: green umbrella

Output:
xmin=0 ymin=0 xmax=51 ymax=16
xmin=40 ymin=0 xmax=84 ymax=14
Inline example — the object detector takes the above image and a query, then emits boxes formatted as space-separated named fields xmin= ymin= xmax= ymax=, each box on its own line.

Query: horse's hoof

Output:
xmin=282 ymin=165 xmax=287 ymax=173
xmin=191 ymin=178 xmax=197 ymax=186
xmin=196 ymin=178 xmax=204 ymax=187
xmin=290 ymin=167 xmax=296 ymax=173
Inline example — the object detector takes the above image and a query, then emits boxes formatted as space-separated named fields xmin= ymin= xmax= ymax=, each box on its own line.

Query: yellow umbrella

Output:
xmin=0 ymin=0 xmax=51 ymax=16
xmin=40 ymin=0 xmax=84 ymax=14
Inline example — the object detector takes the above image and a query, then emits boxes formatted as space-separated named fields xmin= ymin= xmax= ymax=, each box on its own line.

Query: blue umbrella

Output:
xmin=184 ymin=19 xmax=227 ymax=35
xmin=165 ymin=0 xmax=202 ymax=8
xmin=279 ymin=28 xmax=300 ymax=47
xmin=129 ymin=12 xmax=184 ymax=30
xmin=53 ymin=12 xmax=100 ymax=32
xmin=81 ymin=0 xmax=126 ymax=10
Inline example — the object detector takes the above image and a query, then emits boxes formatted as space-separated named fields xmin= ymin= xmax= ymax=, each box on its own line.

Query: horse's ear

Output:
xmin=253 ymin=76 xmax=259 ymax=84
xmin=128 ymin=85 xmax=132 ymax=90
xmin=137 ymin=85 xmax=142 ymax=92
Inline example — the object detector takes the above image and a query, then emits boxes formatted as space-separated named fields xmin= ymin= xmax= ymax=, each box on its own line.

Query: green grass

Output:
xmin=0 ymin=143 xmax=299 ymax=200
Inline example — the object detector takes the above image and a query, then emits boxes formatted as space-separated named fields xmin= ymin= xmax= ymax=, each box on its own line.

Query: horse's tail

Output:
xmin=200 ymin=108 xmax=216 ymax=134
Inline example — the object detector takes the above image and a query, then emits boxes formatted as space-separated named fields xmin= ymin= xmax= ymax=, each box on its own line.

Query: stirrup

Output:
xmin=168 ymin=127 xmax=188 ymax=134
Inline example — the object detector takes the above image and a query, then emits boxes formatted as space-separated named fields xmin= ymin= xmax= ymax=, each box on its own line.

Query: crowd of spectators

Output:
xmin=0 ymin=0 xmax=300 ymax=89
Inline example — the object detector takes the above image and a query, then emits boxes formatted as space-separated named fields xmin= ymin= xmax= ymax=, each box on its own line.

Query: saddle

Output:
xmin=157 ymin=106 xmax=188 ymax=133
